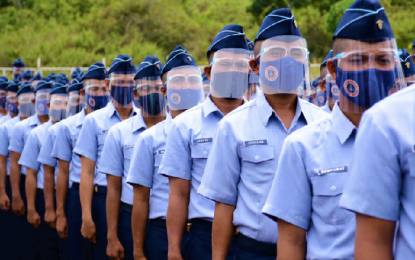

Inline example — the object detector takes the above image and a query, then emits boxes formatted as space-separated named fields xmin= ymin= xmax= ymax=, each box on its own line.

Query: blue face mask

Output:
xmin=138 ymin=93 xmax=166 ymax=116
xmin=110 ymin=85 xmax=134 ymax=105
xmin=68 ymin=104 xmax=84 ymax=117
xmin=50 ymin=109 xmax=67 ymax=122
xmin=210 ymin=72 xmax=249 ymax=99
xmin=336 ymin=67 xmax=397 ymax=109
xmin=260 ymin=57 xmax=305 ymax=92
xmin=20 ymin=103 xmax=35 ymax=117
xmin=0 ymin=97 xmax=5 ymax=110
xmin=133 ymin=99 xmax=140 ymax=108
xmin=316 ymin=91 xmax=327 ymax=106
xmin=85 ymin=94 xmax=110 ymax=111
xmin=168 ymin=89 xmax=203 ymax=110
xmin=6 ymin=101 xmax=18 ymax=115
xmin=36 ymin=100 xmax=49 ymax=115
xmin=326 ymin=80 xmax=340 ymax=101
xmin=13 ymin=74 xmax=20 ymax=80
xmin=307 ymin=96 xmax=314 ymax=104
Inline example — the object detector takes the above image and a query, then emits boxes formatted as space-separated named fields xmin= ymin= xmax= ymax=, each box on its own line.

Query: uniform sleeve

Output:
xmin=52 ymin=123 xmax=72 ymax=162
xmin=159 ymin=120 xmax=191 ymax=180
xmin=19 ymin=131 xmax=41 ymax=171
xmin=126 ymin=133 xmax=154 ymax=187
xmin=340 ymin=110 xmax=401 ymax=221
xmin=38 ymin=129 xmax=57 ymax=167
xmin=73 ymin=116 xmax=98 ymax=162
xmin=262 ymin=137 xmax=311 ymax=230
xmin=98 ymin=127 xmax=123 ymax=177
xmin=0 ymin=125 xmax=8 ymax=156
xmin=8 ymin=123 xmax=24 ymax=153
xmin=197 ymin=119 xmax=241 ymax=206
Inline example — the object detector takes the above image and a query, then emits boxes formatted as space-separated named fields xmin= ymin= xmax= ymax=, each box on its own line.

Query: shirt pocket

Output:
xmin=311 ymin=172 xmax=354 ymax=225
xmin=240 ymin=145 xmax=275 ymax=182
xmin=154 ymin=154 xmax=163 ymax=168
xmin=407 ymin=153 xmax=415 ymax=177
xmin=190 ymin=143 xmax=212 ymax=159
xmin=98 ymin=133 xmax=108 ymax=146
xmin=123 ymin=147 xmax=134 ymax=174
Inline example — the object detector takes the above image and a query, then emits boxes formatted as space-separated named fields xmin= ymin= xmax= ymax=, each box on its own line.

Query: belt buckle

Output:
xmin=187 ymin=223 xmax=191 ymax=232
xmin=94 ymin=186 xmax=98 ymax=193
xmin=235 ymin=228 xmax=240 ymax=235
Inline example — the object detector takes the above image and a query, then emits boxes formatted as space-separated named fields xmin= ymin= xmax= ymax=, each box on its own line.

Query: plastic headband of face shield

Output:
xmin=166 ymin=65 xmax=205 ymax=111
xmin=35 ymin=89 xmax=51 ymax=115
xmin=135 ymin=76 xmax=167 ymax=117
xmin=50 ymin=93 xmax=69 ymax=122
xmin=109 ymin=72 xmax=136 ymax=107
xmin=333 ymin=38 xmax=406 ymax=113
xmin=66 ymin=90 xmax=85 ymax=117
xmin=257 ymin=35 xmax=311 ymax=96
xmin=18 ymin=93 xmax=35 ymax=117
xmin=83 ymin=79 xmax=110 ymax=111
xmin=209 ymin=48 xmax=250 ymax=99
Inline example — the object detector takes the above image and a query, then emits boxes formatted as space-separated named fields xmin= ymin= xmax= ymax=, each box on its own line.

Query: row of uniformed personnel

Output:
xmin=0 ymin=0 xmax=414 ymax=260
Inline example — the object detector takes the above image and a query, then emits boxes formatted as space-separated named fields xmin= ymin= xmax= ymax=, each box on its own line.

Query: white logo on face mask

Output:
xmin=265 ymin=66 xmax=278 ymax=81
xmin=343 ymin=80 xmax=359 ymax=97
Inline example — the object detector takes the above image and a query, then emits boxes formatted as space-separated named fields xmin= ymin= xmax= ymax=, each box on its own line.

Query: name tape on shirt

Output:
xmin=100 ymin=130 xmax=109 ymax=135
xmin=124 ymin=144 xmax=135 ymax=149
xmin=244 ymin=139 xmax=268 ymax=147
xmin=318 ymin=166 xmax=348 ymax=176
xmin=192 ymin=138 xmax=213 ymax=145
xmin=157 ymin=150 xmax=165 ymax=155
xmin=412 ymin=144 xmax=415 ymax=153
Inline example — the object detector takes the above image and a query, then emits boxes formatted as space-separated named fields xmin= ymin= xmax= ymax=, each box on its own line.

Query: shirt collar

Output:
xmin=203 ymin=95 xmax=221 ymax=118
xmin=28 ymin=114 xmax=41 ymax=126
xmin=107 ymin=101 xmax=139 ymax=119
xmin=75 ymin=109 xmax=86 ymax=127
xmin=132 ymin=113 xmax=147 ymax=133
xmin=330 ymin=102 xmax=356 ymax=145
xmin=164 ymin=113 xmax=172 ymax=135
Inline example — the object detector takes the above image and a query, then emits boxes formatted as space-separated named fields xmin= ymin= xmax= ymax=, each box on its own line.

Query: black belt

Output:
xmin=149 ymin=218 xmax=166 ymax=228
xmin=121 ymin=202 xmax=132 ymax=213
xmin=238 ymin=233 xmax=277 ymax=256
xmin=71 ymin=182 xmax=80 ymax=189
xmin=94 ymin=185 xmax=107 ymax=194
xmin=37 ymin=188 xmax=43 ymax=194
xmin=190 ymin=218 xmax=212 ymax=231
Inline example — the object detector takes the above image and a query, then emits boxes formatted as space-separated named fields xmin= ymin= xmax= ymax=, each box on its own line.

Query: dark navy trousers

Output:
xmin=91 ymin=191 xmax=109 ymax=260
xmin=232 ymin=233 xmax=276 ymax=260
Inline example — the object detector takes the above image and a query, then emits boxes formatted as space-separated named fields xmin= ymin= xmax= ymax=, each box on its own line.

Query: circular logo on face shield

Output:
xmin=8 ymin=104 xmax=13 ymax=111
xmin=318 ymin=95 xmax=325 ymax=103
xmin=38 ymin=103 xmax=44 ymax=111
xmin=89 ymin=98 xmax=95 ymax=107
xmin=170 ymin=93 xmax=181 ymax=104
xmin=331 ymin=85 xmax=340 ymax=96
xmin=343 ymin=80 xmax=359 ymax=97
xmin=265 ymin=66 xmax=278 ymax=81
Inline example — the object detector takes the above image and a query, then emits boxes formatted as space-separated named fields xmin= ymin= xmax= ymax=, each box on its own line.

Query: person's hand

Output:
xmin=56 ymin=214 xmax=69 ymax=238
xmin=0 ymin=192 xmax=10 ymax=211
xmin=81 ymin=218 xmax=97 ymax=243
xmin=107 ymin=238 xmax=125 ymax=260
xmin=168 ymin=250 xmax=183 ymax=260
xmin=27 ymin=209 xmax=41 ymax=228
xmin=12 ymin=196 xmax=25 ymax=216
xmin=44 ymin=209 xmax=57 ymax=229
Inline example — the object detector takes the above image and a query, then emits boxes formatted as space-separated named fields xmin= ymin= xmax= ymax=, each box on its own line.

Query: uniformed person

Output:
xmin=159 ymin=24 xmax=250 ymax=260
xmin=246 ymin=38 xmax=262 ymax=101
xmin=9 ymin=79 xmax=50 ymax=260
xmin=399 ymin=48 xmax=415 ymax=86
xmin=20 ymin=69 xmax=34 ymax=83
xmin=314 ymin=76 xmax=327 ymax=107
xmin=202 ymin=72 xmax=210 ymax=98
xmin=12 ymin=58 xmax=25 ymax=80
xmin=0 ymin=80 xmax=28 ymax=260
xmin=47 ymin=72 xmax=57 ymax=83
xmin=126 ymin=47 xmax=202 ymax=260
xmin=319 ymin=50 xmax=339 ymax=113
xmin=71 ymin=67 xmax=84 ymax=82
xmin=0 ymin=77 xmax=10 ymax=124
xmin=198 ymin=9 xmax=328 ymax=260
xmin=262 ymin=1 xmax=405 ymax=259
xmin=74 ymin=55 xmax=138 ymax=260
xmin=412 ymin=39 xmax=415 ymax=62
xmin=53 ymin=66 xmax=108 ymax=260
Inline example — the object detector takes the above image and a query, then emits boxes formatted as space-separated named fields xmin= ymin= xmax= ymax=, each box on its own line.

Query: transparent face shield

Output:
xmin=258 ymin=35 xmax=311 ymax=96
xmin=166 ymin=66 xmax=205 ymax=111
xmin=210 ymin=48 xmax=250 ymax=99
xmin=109 ymin=73 xmax=135 ymax=108
xmin=315 ymin=83 xmax=327 ymax=107
xmin=203 ymin=78 xmax=210 ymax=98
xmin=0 ymin=89 xmax=5 ymax=110
xmin=135 ymin=77 xmax=167 ymax=117
xmin=333 ymin=38 xmax=406 ymax=113
xmin=83 ymin=79 xmax=110 ymax=111
xmin=12 ymin=67 xmax=24 ymax=79
xmin=245 ymin=70 xmax=260 ymax=100
xmin=35 ymin=89 xmax=51 ymax=115
xmin=18 ymin=93 xmax=35 ymax=117
xmin=6 ymin=92 xmax=18 ymax=115
xmin=31 ymin=80 xmax=40 ymax=90
xmin=66 ymin=90 xmax=85 ymax=117
xmin=50 ymin=93 xmax=69 ymax=122
xmin=324 ymin=74 xmax=339 ymax=107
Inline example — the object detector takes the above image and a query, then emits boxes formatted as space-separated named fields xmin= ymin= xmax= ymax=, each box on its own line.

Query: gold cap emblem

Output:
xmin=406 ymin=62 xmax=410 ymax=69
xmin=156 ymin=64 xmax=160 ymax=70
xmin=187 ymin=56 xmax=192 ymax=62
xmin=376 ymin=20 xmax=384 ymax=30
xmin=294 ymin=20 xmax=298 ymax=29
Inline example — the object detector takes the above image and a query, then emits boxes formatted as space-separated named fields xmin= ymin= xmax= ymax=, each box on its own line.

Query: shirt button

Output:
xmin=255 ymin=156 xmax=259 ymax=161
xmin=330 ymin=186 xmax=336 ymax=191
xmin=204 ymin=151 xmax=207 ymax=155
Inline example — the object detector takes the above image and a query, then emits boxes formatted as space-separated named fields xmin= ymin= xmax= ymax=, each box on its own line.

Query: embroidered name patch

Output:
xmin=100 ymin=130 xmax=109 ymax=135
xmin=157 ymin=150 xmax=165 ymax=155
xmin=244 ymin=139 xmax=268 ymax=146
xmin=124 ymin=144 xmax=135 ymax=149
xmin=192 ymin=138 xmax=213 ymax=145
xmin=412 ymin=144 xmax=415 ymax=153
xmin=318 ymin=166 xmax=348 ymax=176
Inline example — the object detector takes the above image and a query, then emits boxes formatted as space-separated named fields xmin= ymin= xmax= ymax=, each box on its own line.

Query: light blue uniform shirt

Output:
xmin=159 ymin=95 xmax=239 ymax=222
xmin=52 ymin=109 xmax=85 ymax=185
xmin=19 ymin=120 xmax=53 ymax=189
xmin=323 ymin=101 xmax=331 ymax=113
xmin=250 ymin=86 xmax=262 ymax=101
xmin=73 ymin=102 xmax=138 ymax=186
xmin=98 ymin=113 xmax=147 ymax=205
xmin=263 ymin=103 xmax=356 ymax=259
xmin=198 ymin=92 xmax=328 ymax=243
xmin=126 ymin=115 xmax=172 ymax=219
xmin=38 ymin=122 xmax=61 ymax=168
xmin=9 ymin=114 xmax=42 ymax=174
xmin=0 ymin=114 xmax=11 ymax=125
xmin=340 ymin=85 xmax=415 ymax=260
xmin=0 ymin=115 xmax=21 ymax=175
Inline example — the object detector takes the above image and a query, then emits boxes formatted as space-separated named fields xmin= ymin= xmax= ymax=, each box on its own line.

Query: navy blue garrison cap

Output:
xmin=134 ymin=55 xmax=163 ymax=80
xmin=207 ymin=24 xmax=249 ymax=59
xmin=68 ymin=77 xmax=83 ymax=92
xmin=412 ymin=40 xmax=415 ymax=47
xmin=57 ymin=73 xmax=69 ymax=84
xmin=6 ymin=81 xmax=20 ymax=93
xmin=71 ymin=67 xmax=84 ymax=79
xmin=12 ymin=58 xmax=26 ymax=67
xmin=17 ymin=83 xmax=34 ymax=96
xmin=51 ymin=81 xmax=68 ymax=95
xmin=0 ymin=76 xmax=8 ymax=82
xmin=0 ymin=79 xmax=9 ymax=90
xmin=31 ymin=73 xmax=42 ymax=82
xmin=47 ymin=73 xmax=57 ymax=82
xmin=247 ymin=38 xmax=254 ymax=52
xmin=312 ymin=77 xmax=321 ymax=88
xmin=400 ymin=48 xmax=415 ymax=78
xmin=255 ymin=8 xmax=302 ymax=41
xmin=35 ymin=80 xmax=53 ymax=92
xmin=321 ymin=50 xmax=333 ymax=67
xmin=21 ymin=70 xmax=33 ymax=81
xmin=82 ymin=62 xmax=109 ymax=81
xmin=202 ymin=72 xmax=209 ymax=82
xmin=108 ymin=54 xmax=136 ymax=74
xmin=333 ymin=0 xmax=394 ymax=41
xmin=162 ymin=45 xmax=197 ymax=75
